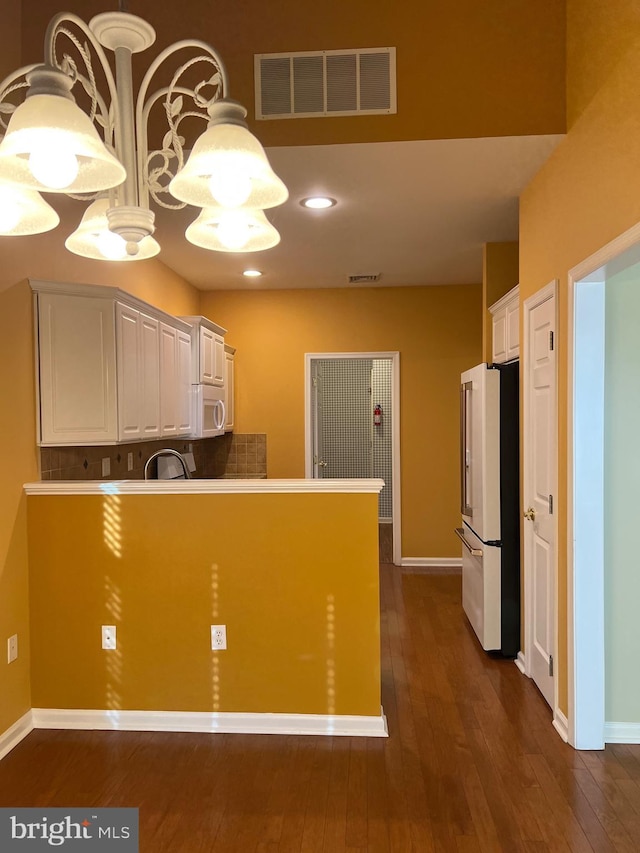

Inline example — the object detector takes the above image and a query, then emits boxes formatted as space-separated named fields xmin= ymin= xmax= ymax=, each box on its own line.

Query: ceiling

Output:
xmin=151 ymin=133 xmax=564 ymax=291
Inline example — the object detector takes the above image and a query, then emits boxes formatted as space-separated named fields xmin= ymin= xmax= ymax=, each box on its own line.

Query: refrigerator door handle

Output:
xmin=460 ymin=381 xmax=473 ymax=515
xmin=454 ymin=527 xmax=483 ymax=557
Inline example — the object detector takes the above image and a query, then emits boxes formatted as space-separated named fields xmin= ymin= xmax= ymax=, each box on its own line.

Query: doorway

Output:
xmin=304 ymin=352 xmax=401 ymax=565
xmin=569 ymin=223 xmax=640 ymax=749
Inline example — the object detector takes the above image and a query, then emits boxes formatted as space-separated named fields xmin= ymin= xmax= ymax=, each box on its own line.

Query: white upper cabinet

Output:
xmin=489 ymin=285 xmax=519 ymax=364
xmin=116 ymin=302 xmax=161 ymax=441
xmin=159 ymin=322 xmax=179 ymax=436
xmin=177 ymin=329 xmax=193 ymax=435
xmin=37 ymin=291 xmax=118 ymax=445
xmin=180 ymin=315 xmax=227 ymax=386
xmin=32 ymin=280 xmax=193 ymax=446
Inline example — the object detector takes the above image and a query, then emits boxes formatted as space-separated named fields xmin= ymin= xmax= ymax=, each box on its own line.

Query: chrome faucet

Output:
xmin=144 ymin=448 xmax=192 ymax=480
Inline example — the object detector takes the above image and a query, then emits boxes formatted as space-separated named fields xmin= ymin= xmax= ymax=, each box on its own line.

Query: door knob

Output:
xmin=524 ymin=506 xmax=536 ymax=521
xmin=318 ymin=460 xmax=328 ymax=468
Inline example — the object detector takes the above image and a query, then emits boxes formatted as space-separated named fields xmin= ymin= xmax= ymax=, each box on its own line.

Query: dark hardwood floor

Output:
xmin=1 ymin=565 xmax=639 ymax=851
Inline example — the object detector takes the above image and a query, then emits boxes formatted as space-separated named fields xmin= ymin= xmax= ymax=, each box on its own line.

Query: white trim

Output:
xmin=0 ymin=711 xmax=34 ymax=761
xmin=553 ymin=709 xmax=569 ymax=743
xmin=488 ymin=283 xmax=520 ymax=315
xmin=515 ymin=651 xmax=527 ymax=675
xmin=400 ymin=557 xmax=462 ymax=571
xmin=304 ymin=352 xmax=402 ymax=566
xmin=604 ymin=722 xmax=640 ymax=744
xmin=523 ymin=280 xmax=560 ymax=729
xmin=566 ymin=222 xmax=640 ymax=750
xmin=31 ymin=708 xmax=388 ymax=738
xmin=570 ymin=278 xmax=606 ymax=750
xmin=29 ymin=279 xmax=193 ymax=333
xmin=24 ymin=478 xmax=385 ymax=497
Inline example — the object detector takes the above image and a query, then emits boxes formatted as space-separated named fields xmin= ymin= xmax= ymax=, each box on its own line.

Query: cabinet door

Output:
xmin=177 ymin=329 xmax=193 ymax=435
xmin=224 ymin=351 xmax=235 ymax=431
xmin=213 ymin=335 xmax=225 ymax=386
xmin=117 ymin=305 xmax=161 ymax=441
xmin=116 ymin=302 xmax=142 ymax=441
xmin=160 ymin=322 xmax=178 ymax=436
xmin=506 ymin=300 xmax=520 ymax=361
xmin=199 ymin=326 xmax=216 ymax=384
xmin=492 ymin=309 xmax=508 ymax=364
xmin=38 ymin=293 xmax=117 ymax=444
xmin=139 ymin=312 xmax=161 ymax=438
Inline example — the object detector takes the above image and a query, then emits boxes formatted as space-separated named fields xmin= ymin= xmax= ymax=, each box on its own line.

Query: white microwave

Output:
xmin=192 ymin=384 xmax=226 ymax=438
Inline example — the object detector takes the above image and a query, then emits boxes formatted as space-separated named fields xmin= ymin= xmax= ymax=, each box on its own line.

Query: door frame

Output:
xmin=567 ymin=220 xmax=640 ymax=749
xmin=521 ymin=280 xmax=561 ymax=735
xmin=304 ymin=351 xmax=401 ymax=566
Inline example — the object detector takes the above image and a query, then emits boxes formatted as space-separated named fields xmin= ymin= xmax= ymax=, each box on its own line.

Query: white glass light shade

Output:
xmin=169 ymin=123 xmax=288 ymax=210
xmin=65 ymin=198 xmax=160 ymax=261
xmin=0 ymin=94 xmax=126 ymax=193
xmin=0 ymin=185 xmax=59 ymax=235
xmin=185 ymin=207 xmax=280 ymax=253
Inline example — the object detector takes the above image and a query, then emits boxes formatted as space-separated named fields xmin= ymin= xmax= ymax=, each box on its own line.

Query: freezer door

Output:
xmin=460 ymin=524 xmax=501 ymax=651
xmin=460 ymin=363 xmax=500 ymax=541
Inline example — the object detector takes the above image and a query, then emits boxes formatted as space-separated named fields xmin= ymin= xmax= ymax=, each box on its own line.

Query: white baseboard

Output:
xmin=515 ymin=651 xmax=527 ymax=675
xmin=0 ymin=710 xmax=34 ymax=761
xmin=400 ymin=557 xmax=462 ymax=572
xmin=604 ymin=722 xmax=640 ymax=744
xmin=32 ymin=708 xmax=388 ymax=738
xmin=553 ymin=709 xmax=569 ymax=742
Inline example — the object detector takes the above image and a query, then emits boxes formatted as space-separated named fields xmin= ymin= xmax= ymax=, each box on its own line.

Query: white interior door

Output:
xmin=524 ymin=288 xmax=557 ymax=708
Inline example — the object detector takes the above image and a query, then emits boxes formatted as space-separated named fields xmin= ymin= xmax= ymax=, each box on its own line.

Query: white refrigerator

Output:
xmin=455 ymin=361 xmax=520 ymax=656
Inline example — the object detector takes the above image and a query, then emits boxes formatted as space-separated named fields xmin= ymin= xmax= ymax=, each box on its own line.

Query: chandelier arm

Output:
xmin=139 ymin=85 xmax=208 ymax=208
xmin=66 ymin=70 xmax=114 ymax=147
xmin=135 ymin=41 xmax=228 ymax=208
xmin=43 ymin=12 xmax=120 ymax=115
xmin=0 ymin=65 xmax=40 ymax=134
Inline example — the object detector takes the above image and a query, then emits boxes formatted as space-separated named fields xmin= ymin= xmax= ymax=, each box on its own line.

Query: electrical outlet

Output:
xmin=101 ymin=457 xmax=111 ymax=477
xmin=7 ymin=634 xmax=18 ymax=664
xmin=101 ymin=625 xmax=117 ymax=650
xmin=127 ymin=452 xmax=133 ymax=471
xmin=211 ymin=625 xmax=227 ymax=650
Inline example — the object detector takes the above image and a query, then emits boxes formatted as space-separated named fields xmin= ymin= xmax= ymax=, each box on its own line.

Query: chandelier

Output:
xmin=0 ymin=8 xmax=288 ymax=259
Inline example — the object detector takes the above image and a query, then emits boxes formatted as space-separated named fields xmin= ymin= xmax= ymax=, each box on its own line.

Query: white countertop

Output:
xmin=24 ymin=478 xmax=385 ymax=496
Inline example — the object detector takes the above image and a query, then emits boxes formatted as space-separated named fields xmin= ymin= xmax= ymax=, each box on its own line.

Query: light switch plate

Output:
xmin=7 ymin=634 xmax=17 ymax=664
xmin=102 ymin=625 xmax=116 ymax=650
xmin=102 ymin=457 xmax=111 ymax=477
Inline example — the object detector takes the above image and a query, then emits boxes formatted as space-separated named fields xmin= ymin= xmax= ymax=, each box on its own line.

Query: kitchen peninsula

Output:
xmin=24 ymin=477 xmax=386 ymax=737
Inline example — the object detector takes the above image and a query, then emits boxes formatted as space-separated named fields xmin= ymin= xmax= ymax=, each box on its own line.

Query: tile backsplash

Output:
xmin=40 ymin=433 xmax=267 ymax=481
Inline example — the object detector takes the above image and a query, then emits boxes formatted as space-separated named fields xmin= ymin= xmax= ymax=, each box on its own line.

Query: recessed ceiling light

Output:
xmin=300 ymin=196 xmax=337 ymax=209
xmin=242 ymin=269 xmax=263 ymax=277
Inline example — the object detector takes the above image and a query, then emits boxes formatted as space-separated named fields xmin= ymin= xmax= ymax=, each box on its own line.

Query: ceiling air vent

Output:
xmin=348 ymin=274 xmax=381 ymax=284
xmin=255 ymin=48 xmax=396 ymax=120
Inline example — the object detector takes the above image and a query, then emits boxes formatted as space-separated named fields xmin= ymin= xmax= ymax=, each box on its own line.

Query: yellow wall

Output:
xmin=28 ymin=492 xmax=381 ymax=716
xmin=201 ymin=285 xmax=482 ymax=558
xmin=520 ymin=0 xmax=640 ymax=715
xmin=482 ymin=242 xmax=519 ymax=362
xmin=0 ymin=252 xmax=199 ymax=734
xmin=20 ymin=0 xmax=566 ymax=147
xmin=0 ymin=0 xmax=201 ymax=734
